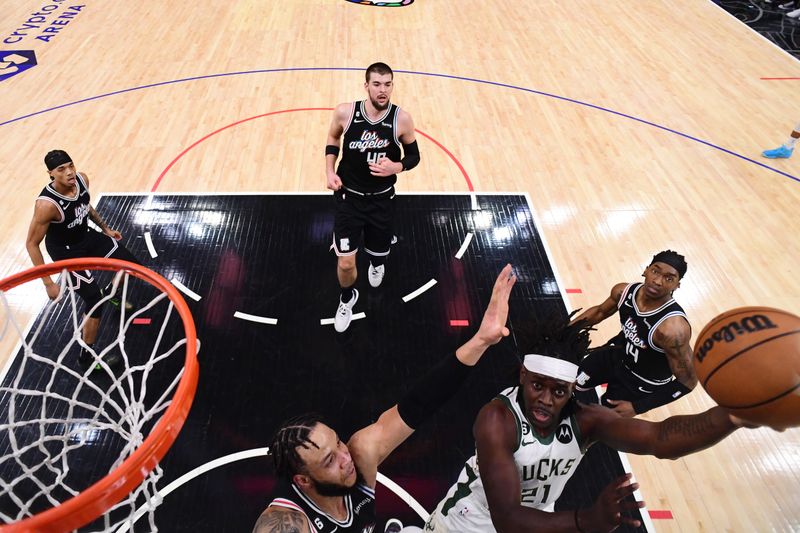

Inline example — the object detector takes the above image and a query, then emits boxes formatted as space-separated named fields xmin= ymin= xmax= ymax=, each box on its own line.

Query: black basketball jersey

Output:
xmin=267 ymin=479 xmax=376 ymax=533
xmin=337 ymin=100 xmax=402 ymax=193
xmin=37 ymin=172 xmax=91 ymax=246
xmin=616 ymin=282 xmax=689 ymax=384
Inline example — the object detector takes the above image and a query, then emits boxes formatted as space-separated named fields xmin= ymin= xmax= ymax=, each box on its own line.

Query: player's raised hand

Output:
xmin=475 ymin=264 xmax=516 ymax=347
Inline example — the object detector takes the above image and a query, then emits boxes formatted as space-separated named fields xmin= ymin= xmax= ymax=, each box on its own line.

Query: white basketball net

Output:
xmin=0 ymin=267 xmax=191 ymax=532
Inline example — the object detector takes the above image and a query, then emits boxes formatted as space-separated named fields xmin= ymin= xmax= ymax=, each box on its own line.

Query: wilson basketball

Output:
xmin=693 ymin=306 xmax=800 ymax=429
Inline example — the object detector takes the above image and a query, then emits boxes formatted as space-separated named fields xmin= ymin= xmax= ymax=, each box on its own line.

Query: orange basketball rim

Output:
xmin=0 ymin=258 xmax=199 ymax=532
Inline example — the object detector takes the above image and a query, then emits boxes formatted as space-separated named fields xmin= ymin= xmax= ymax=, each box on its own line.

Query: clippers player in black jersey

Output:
xmin=25 ymin=150 xmax=141 ymax=370
xmin=571 ymin=250 xmax=697 ymax=417
xmin=252 ymin=266 xmax=517 ymax=533
xmin=324 ymin=62 xmax=420 ymax=333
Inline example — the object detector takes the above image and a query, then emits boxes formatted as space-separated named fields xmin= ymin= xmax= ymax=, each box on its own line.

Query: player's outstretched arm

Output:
xmin=456 ymin=263 xmax=516 ymax=365
xmin=569 ymin=282 xmax=625 ymax=327
xmin=581 ymin=402 xmax=745 ymax=460
xmin=348 ymin=265 xmax=517 ymax=487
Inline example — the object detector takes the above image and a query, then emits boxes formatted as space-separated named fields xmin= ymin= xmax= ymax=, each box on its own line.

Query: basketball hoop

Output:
xmin=0 ymin=258 xmax=199 ymax=532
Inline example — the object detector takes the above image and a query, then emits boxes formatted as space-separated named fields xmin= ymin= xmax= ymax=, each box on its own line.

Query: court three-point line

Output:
xmin=144 ymin=232 xmax=158 ymax=258
xmin=455 ymin=232 xmax=474 ymax=259
xmin=402 ymin=279 xmax=437 ymax=303
xmin=234 ymin=311 xmax=278 ymax=325
xmin=171 ymin=278 xmax=201 ymax=301
xmin=320 ymin=312 xmax=366 ymax=325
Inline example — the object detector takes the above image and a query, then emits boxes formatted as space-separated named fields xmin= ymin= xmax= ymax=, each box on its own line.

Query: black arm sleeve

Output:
xmin=400 ymin=140 xmax=420 ymax=171
xmin=632 ymin=379 xmax=693 ymax=414
xmin=396 ymin=351 xmax=472 ymax=429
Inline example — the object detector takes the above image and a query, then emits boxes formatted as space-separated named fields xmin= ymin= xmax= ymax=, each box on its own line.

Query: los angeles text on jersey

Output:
xmin=621 ymin=316 xmax=647 ymax=350
xmin=348 ymin=130 xmax=391 ymax=152
xmin=67 ymin=202 xmax=90 ymax=229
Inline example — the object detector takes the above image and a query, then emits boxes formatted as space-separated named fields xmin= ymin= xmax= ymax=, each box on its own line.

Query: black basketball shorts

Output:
xmin=331 ymin=188 xmax=395 ymax=258
xmin=45 ymin=228 xmax=140 ymax=316
xmin=575 ymin=340 xmax=671 ymax=407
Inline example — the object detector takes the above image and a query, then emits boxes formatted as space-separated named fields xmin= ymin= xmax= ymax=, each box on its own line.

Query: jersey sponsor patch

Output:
xmin=556 ymin=424 xmax=573 ymax=444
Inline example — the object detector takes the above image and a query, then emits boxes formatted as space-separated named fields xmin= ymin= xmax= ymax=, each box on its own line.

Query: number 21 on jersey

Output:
xmin=521 ymin=484 xmax=551 ymax=506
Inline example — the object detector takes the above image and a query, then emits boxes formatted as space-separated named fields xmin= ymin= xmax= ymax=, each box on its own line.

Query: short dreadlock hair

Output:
xmin=515 ymin=311 xmax=593 ymax=420
xmin=516 ymin=310 xmax=593 ymax=367
xmin=269 ymin=413 xmax=325 ymax=479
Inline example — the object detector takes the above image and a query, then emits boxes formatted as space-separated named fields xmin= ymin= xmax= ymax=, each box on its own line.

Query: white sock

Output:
xmin=785 ymin=136 xmax=798 ymax=149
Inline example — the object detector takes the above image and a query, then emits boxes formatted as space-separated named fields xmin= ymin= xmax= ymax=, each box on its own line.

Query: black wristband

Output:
xmin=396 ymin=351 xmax=472 ymax=429
xmin=574 ymin=508 xmax=586 ymax=533
xmin=400 ymin=140 xmax=420 ymax=171
xmin=325 ymin=144 xmax=340 ymax=157
xmin=632 ymin=379 xmax=693 ymax=414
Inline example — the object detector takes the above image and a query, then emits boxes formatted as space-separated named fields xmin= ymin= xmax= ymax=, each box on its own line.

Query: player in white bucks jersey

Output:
xmin=573 ymin=250 xmax=697 ymax=417
xmin=253 ymin=266 xmax=516 ymax=533
xmin=324 ymin=62 xmax=420 ymax=333
xmin=410 ymin=313 xmax=762 ymax=533
xmin=426 ymin=386 xmax=584 ymax=533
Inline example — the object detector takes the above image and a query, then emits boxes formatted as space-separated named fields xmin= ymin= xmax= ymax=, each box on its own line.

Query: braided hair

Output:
xmin=269 ymin=413 xmax=325 ymax=479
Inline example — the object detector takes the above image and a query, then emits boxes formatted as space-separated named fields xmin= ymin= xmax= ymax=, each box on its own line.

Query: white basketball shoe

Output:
xmin=368 ymin=263 xmax=385 ymax=288
xmin=334 ymin=288 xmax=359 ymax=332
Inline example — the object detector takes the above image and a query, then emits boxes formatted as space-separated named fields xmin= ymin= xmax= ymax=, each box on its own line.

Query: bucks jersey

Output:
xmin=617 ymin=282 xmax=689 ymax=384
xmin=37 ymin=172 xmax=91 ymax=246
xmin=267 ymin=479 xmax=376 ymax=533
xmin=338 ymin=100 xmax=402 ymax=193
xmin=424 ymin=387 xmax=585 ymax=532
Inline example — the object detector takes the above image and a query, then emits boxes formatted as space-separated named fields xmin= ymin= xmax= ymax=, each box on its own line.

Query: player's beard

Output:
xmin=370 ymin=95 xmax=389 ymax=111
xmin=313 ymin=478 xmax=353 ymax=497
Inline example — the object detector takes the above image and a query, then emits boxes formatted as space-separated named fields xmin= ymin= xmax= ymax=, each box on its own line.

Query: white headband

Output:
xmin=523 ymin=354 xmax=579 ymax=382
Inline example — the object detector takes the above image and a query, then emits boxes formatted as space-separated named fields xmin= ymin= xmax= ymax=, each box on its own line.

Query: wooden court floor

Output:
xmin=0 ymin=1 xmax=799 ymax=531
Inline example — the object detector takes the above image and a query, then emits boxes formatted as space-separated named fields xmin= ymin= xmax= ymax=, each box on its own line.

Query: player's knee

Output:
xmin=338 ymin=255 xmax=356 ymax=272
xmin=84 ymin=295 xmax=104 ymax=318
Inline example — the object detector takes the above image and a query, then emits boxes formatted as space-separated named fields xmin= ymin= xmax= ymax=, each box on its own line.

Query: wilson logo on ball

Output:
xmin=695 ymin=314 xmax=778 ymax=363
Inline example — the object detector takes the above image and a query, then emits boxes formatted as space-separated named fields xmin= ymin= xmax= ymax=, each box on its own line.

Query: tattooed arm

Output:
xmin=252 ymin=507 xmax=311 ymax=533
xmin=654 ymin=315 xmax=698 ymax=389
xmin=579 ymin=402 xmax=741 ymax=460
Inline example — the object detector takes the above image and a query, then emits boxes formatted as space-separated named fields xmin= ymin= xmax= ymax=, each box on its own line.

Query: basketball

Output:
xmin=693 ymin=306 xmax=800 ymax=429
